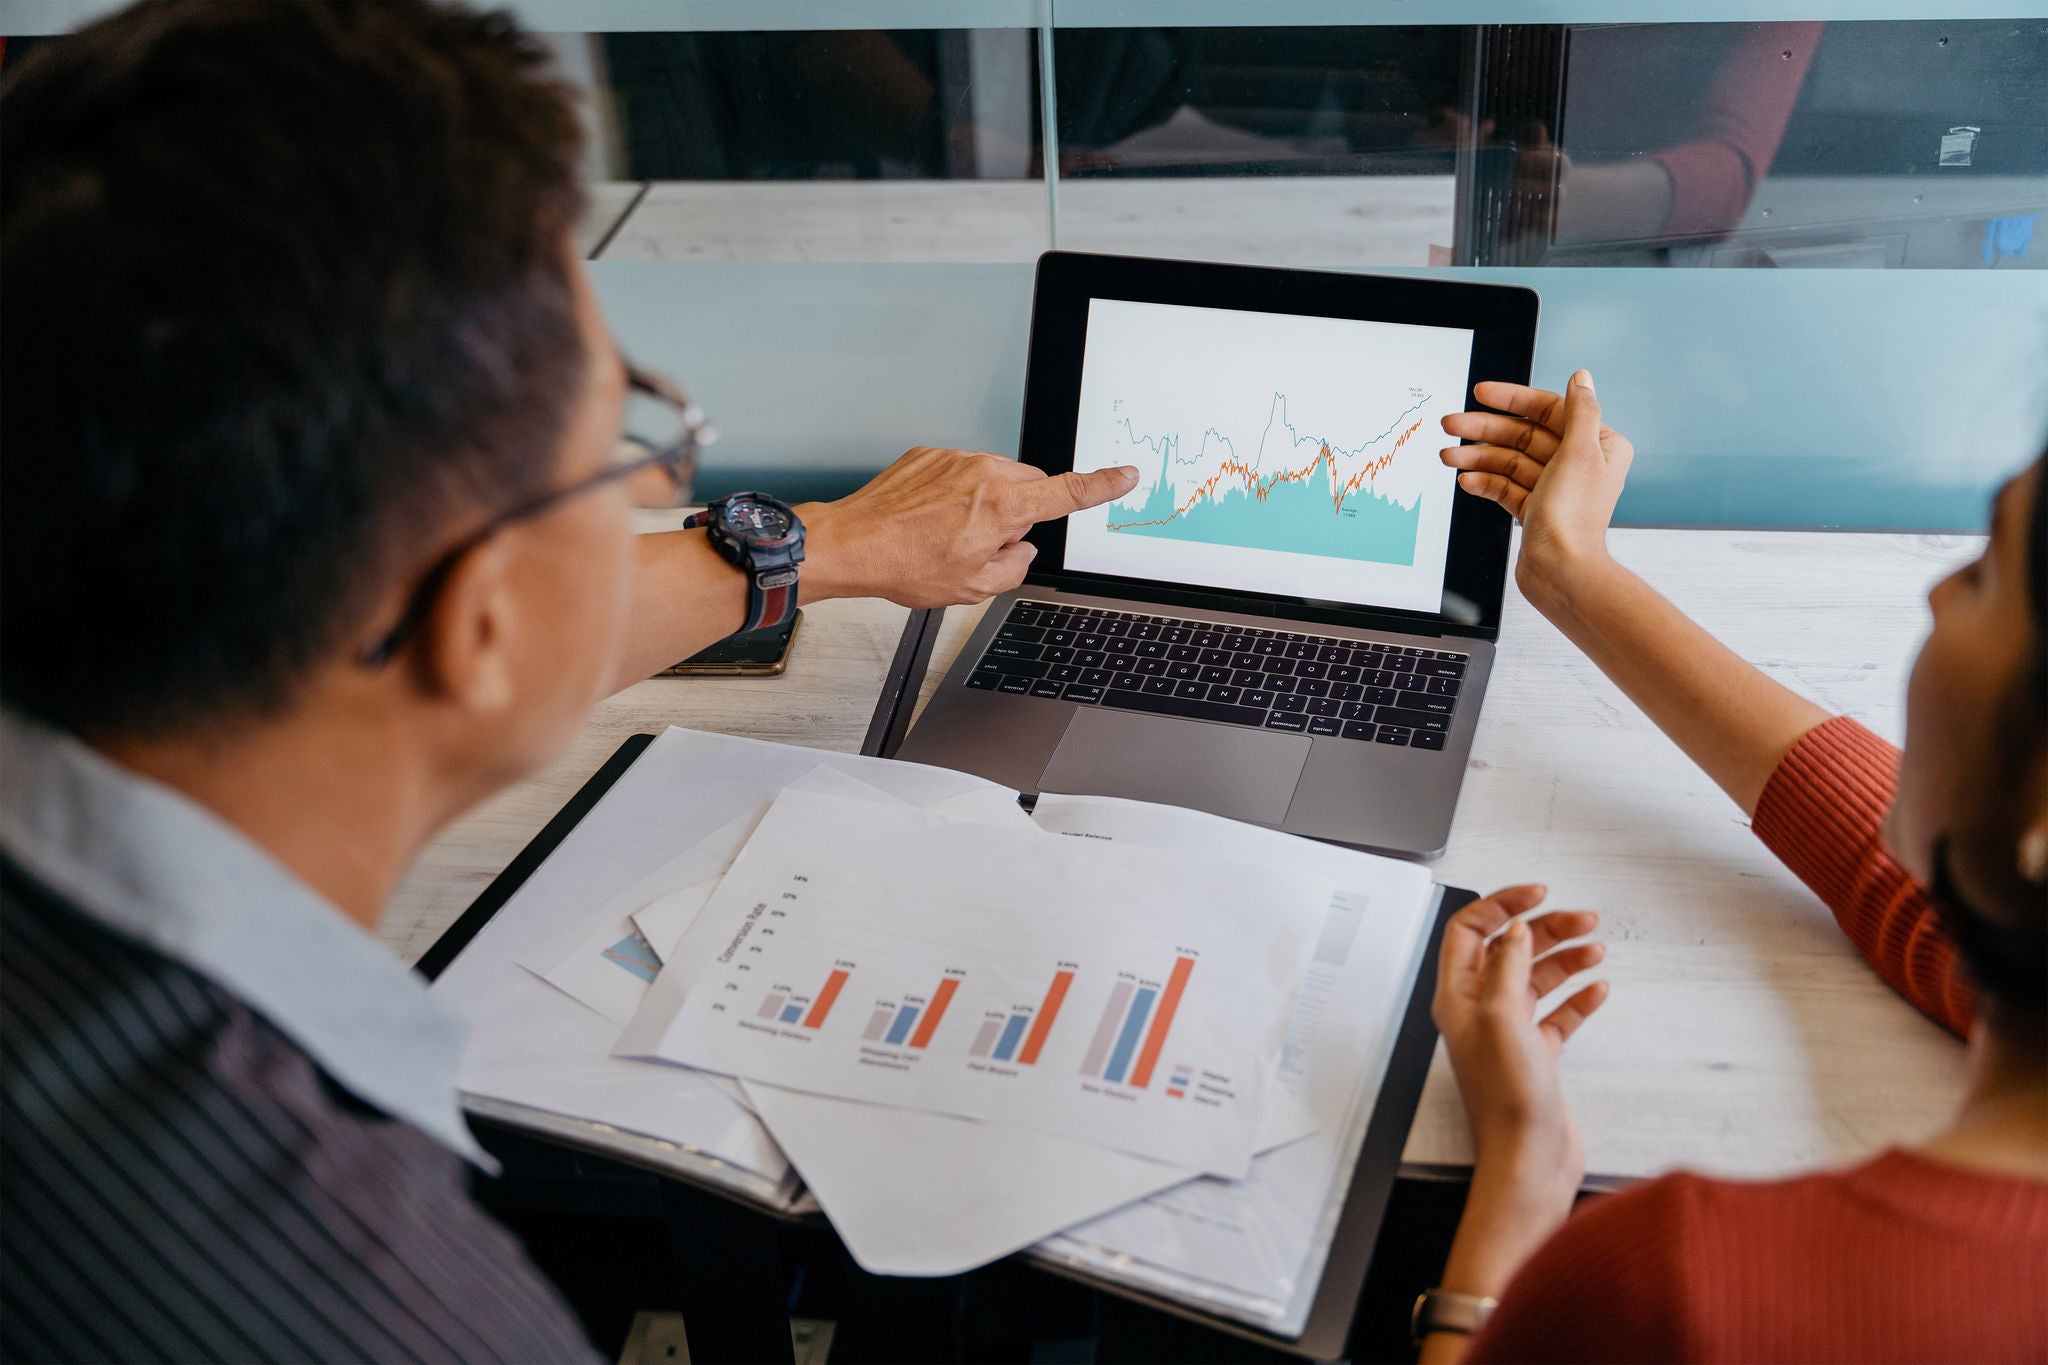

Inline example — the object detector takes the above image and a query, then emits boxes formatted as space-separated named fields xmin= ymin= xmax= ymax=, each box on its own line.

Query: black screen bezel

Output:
xmin=1016 ymin=252 xmax=1536 ymax=640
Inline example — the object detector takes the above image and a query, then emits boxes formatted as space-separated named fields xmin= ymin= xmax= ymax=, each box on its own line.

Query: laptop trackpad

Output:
xmin=1037 ymin=708 xmax=1309 ymax=826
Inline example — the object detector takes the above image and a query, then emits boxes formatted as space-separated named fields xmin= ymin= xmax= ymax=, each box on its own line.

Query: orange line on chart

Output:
xmin=1106 ymin=419 xmax=1426 ymax=531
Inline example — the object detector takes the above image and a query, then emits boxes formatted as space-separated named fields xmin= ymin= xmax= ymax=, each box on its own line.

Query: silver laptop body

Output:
xmin=895 ymin=253 xmax=1536 ymax=858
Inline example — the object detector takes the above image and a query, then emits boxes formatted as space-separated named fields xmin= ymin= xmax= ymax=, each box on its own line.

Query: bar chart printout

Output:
xmin=972 ymin=964 xmax=1078 ymax=1067
xmin=756 ymin=964 xmax=851 ymax=1029
xmin=865 ymin=971 xmax=965 ymax=1050
xmin=1083 ymin=954 xmax=1196 ymax=1089
xmin=653 ymin=788 xmax=1333 ymax=1175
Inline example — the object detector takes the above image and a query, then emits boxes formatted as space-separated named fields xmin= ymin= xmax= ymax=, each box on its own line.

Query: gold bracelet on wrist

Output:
xmin=1411 ymin=1289 xmax=1499 ymax=1344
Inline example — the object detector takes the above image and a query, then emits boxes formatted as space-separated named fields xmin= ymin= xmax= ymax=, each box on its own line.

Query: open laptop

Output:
xmin=897 ymin=252 xmax=1537 ymax=857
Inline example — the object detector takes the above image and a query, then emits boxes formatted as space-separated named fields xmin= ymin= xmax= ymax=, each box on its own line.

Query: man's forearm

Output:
xmin=1522 ymin=548 xmax=1829 ymax=816
xmin=607 ymin=501 xmax=876 ymax=694
xmin=606 ymin=446 xmax=1140 ymax=695
xmin=609 ymin=529 xmax=750 ymax=690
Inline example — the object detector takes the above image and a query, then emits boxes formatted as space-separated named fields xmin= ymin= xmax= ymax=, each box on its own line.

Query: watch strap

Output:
xmin=688 ymin=497 xmax=803 ymax=633
xmin=1411 ymin=1290 xmax=1499 ymax=1344
xmin=740 ymin=573 xmax=798 ymax=633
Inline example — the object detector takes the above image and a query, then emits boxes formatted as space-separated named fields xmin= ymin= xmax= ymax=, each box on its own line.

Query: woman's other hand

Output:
xmin=1428 ymin=885 xmax=1609 ymax=1303
xmin=1440 ymin=370 xmax=1633 ymax=613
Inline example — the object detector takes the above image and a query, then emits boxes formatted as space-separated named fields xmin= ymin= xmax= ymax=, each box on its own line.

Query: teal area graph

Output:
xmin=1104 ymin=392 xmax=1429 ymax=567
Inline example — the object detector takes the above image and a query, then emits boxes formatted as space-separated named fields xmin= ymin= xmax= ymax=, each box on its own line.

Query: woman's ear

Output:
xmin=2021 ymin=825 xmax=2048 ymax=884
xmin=416 ymin=536 xmax=519 ymax=717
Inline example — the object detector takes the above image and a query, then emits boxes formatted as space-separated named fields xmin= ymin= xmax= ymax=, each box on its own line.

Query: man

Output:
xmin=0 ymin=3 xmax=1136 ymax=1359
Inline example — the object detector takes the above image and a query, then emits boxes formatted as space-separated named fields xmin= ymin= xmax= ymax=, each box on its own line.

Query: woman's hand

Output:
xmin=1428 ymin=885 xmax=1609 ymax=1307
xmin=1439 ymin=370 xmax=1633 ymax=611
xmin=1435 ymin=884 xmax=1607 ymax=1177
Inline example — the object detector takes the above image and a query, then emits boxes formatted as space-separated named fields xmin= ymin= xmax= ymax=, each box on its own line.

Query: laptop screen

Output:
xmin=1061 ymin=299 xmax=1475 ymax=617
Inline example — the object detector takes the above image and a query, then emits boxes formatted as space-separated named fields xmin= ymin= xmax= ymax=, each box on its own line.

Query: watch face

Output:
xmin=722 ymin=497 xmax=790 ymax=540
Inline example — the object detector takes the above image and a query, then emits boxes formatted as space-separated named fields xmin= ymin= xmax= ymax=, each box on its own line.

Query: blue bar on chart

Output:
xmin=861 ymin=1007 xmax=893 ymax=1042
xmin=968 ymin=1017 xmax=1002 ymax=1058
xmin=757 ymin=993 xmax=786 ymax=1020
xmin=1080 ymin=980 xmax=1136 ymax=1078
xmin=779 ymin=1004 xmax=804 ymax=1025
xmin=884 ymin=1004 xmax=921 ymax=1045
xmin=1103 ymin=986 xmax=1158 ymax=1084
xmin=991 ymin=1013 xmax=1030 ymax=1062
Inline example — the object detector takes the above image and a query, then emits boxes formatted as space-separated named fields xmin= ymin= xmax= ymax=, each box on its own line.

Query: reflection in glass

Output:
xmin=553 ymin=29 xmax=1048 ymax=263
xmin=1050 ymin=26 xmax=1465 ymax=269
xmin=1468 ymin=20 xmax=2047 ymax=269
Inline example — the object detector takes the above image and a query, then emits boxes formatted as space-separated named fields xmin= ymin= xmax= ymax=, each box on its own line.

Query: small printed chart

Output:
xmin=646 ymin=789 xmax=1333 ymax=1176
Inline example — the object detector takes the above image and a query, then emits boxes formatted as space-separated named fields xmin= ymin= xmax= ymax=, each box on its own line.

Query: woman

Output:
xmin=1417 ymin=370 xmax=2047 ymax=1361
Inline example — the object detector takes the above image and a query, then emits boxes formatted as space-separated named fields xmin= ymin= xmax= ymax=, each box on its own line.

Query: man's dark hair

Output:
xmin=1 ymin=0 xmax=588 ymax=737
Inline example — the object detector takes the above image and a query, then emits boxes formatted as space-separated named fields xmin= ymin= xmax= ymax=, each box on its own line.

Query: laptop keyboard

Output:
xmin=965 ymin=600 xmax=1468 ymax=750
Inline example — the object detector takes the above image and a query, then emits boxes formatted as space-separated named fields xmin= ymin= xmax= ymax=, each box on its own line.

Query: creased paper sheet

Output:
xmin=430 ymin=729 xmax=1009 ymax=1199
xmin=742 ymin=1077 xmax=1318 ymax=1276
xmin=1028 ymin=794 xmax=1438 ymax=1332
xmin=631 ymin=788 xmax=1331 ymax=1177
xmin=519 ymin=766 xmax=894 ymax=1020
xmin=630 ymin=774 xmax=1316 ymax=1277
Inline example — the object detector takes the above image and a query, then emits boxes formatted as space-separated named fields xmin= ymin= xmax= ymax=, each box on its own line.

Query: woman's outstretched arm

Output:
xmin=1441 ymin=371 xmax=1830 ymax=817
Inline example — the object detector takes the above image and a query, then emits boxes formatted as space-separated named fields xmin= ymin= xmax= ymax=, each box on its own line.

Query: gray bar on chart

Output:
xmin=757 ymin=993 xmax=786 ymax=1019
xmin=1080 ymin=980 xmax=1135 ymax=1078
xmin=862 ymin=1007 xmax=894 ymax=1041
xmin=968 ymin=1018 xmax=1002 ymax=1058
xmin=1314 ymin=890 xmax=1366 ymax=966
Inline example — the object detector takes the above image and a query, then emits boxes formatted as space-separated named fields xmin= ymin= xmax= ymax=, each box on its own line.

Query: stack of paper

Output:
xmin=429 ymin=727 xmax=1439 ymax=1335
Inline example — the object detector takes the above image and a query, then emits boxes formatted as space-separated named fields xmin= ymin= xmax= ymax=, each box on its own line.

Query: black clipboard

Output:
xmin=418 ymin=732 xmax=1472 ymax=1360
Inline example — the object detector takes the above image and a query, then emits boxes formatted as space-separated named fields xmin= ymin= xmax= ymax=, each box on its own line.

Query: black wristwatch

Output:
xmin=683 ymin=493 xmax=805 ymax=633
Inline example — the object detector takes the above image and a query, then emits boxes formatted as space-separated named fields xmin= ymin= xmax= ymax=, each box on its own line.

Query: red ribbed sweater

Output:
xmin=1468 ymin=717 xmax=2048 ymax=1364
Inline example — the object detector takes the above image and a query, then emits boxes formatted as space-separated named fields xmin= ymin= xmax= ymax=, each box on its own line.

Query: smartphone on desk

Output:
xmin=658 ymin=613 xmax=801 ymax=677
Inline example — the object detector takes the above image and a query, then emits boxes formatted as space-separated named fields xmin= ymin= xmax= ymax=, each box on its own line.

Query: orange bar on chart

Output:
xmin=906 ymin=976 xmax=959 ymax=1048
xmin=1128 ymin=956 xmax=1195 ymax=1089
xmin=801 ymin=968 xmax=850 ymax=1028
xmin=1017 ymin=969 xmax=1075 ymax=1066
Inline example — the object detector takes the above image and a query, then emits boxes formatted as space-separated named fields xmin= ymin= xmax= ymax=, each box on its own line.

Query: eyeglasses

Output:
xmin=359 ymin=364 xmax=715 ymax=668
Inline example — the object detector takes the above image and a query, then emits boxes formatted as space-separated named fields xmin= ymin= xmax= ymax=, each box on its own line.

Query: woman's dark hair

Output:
xmin=0 ymin=0 xmax=588 ymax=738
xmin=1932 ymin=443 xmax=2048 ymax=1019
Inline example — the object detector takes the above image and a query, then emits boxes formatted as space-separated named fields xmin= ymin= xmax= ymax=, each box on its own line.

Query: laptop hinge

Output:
xmin=1018 ymin=574 xmax=1499 ymax=643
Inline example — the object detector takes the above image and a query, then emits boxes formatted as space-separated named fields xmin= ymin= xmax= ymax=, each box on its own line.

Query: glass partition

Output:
xmin=6 ymin=2 xmax=2043 ymax=524
xmin=543 ymin=20 xmax=1053 ymax=500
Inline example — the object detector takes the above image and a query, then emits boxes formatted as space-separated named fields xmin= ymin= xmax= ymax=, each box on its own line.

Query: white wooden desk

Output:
xmin=384 ymin=526 xmax=1979 ymax=1183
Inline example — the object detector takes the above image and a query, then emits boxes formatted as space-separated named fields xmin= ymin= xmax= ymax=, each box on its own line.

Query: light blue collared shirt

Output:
xmin=0 ymin=711 xmax=488 ymax=1164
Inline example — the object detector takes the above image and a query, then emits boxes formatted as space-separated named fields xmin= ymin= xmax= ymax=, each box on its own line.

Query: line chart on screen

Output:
xmin=1104 ymin=389 xmax=1434 ymax=567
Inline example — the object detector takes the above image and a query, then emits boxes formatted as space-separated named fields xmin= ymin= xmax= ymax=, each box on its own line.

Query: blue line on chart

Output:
xmin=1117 ymin=391 xmax=1433 ymax=479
